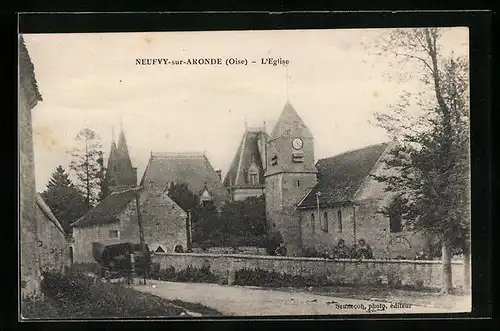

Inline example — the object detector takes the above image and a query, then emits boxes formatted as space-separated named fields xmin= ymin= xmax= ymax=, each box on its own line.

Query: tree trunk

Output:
xmin=463 ymin=238 xmax=471 ymax=293
xmin=441 ymin=237 xmax=453 ymax=294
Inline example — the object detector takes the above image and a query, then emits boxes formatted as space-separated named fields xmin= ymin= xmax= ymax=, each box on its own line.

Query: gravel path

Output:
xmin=134 ymin=280 xmax=465 ymax=316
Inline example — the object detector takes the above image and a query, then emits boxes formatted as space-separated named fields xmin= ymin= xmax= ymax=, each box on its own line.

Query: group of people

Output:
xmin=329 ymin=238 xmax=373 ymax=259
xmin=272 ymin=239 xmax=373 ymax=259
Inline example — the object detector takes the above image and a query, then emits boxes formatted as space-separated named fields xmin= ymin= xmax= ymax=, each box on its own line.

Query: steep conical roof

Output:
xmin=117 ymin=127 xmax=133 ymax=169
xmin=106 ymin=141 xmax=118 ymax=173
xmin=270 ymin=102 xmax=313 ymax=139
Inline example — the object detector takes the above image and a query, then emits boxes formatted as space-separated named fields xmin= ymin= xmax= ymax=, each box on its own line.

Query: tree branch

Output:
xmin=394 ymin=52 xmax=434 ymax=73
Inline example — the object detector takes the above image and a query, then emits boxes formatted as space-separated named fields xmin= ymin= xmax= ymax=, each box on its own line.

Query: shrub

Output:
xmin=154 ymin=265 xmax=219 ymax=284
xmin=34 ymin=269 xmax=188 ymax=318
xmin=233 ymin=268 xmax=331 ymax=287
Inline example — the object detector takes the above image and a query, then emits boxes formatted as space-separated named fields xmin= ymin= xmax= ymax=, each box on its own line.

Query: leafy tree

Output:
xmin=166 ymin=182 xmax=216 ymax=243
xmin=368 ymin=28 xmax=470 ymax=293
xmin=41 ymin=165 xmax=88 ymax=235
xmin=167 ymin=182 xmax=267 ymax=247
xmin=219 ymin=196 xmax=266 ymax=238
xmin=69 ymin=128 xmax=105 ymax=209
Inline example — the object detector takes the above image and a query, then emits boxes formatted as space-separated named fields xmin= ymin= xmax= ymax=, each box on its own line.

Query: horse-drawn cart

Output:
xmin=92 ymin=240 xmax=151 ymax=281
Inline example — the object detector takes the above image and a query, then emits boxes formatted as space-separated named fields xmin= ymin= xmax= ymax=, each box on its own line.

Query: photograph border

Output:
xmin=13 ymin=10 xmax=492 ymax=327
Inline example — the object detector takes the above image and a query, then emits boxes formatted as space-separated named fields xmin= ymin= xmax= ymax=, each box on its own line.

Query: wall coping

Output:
xmin=153 ymin=252 xmax=464 ymax=265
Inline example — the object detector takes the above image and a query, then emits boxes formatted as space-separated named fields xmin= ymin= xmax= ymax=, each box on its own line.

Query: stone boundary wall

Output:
xmin=152 ymin=252 xmax=465 ymax=290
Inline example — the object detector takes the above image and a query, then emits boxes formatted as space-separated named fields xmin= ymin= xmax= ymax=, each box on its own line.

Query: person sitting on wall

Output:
xmin=355 ymin=239 xmax=373 ymax=259
xmin=275 ymin=243 xmax=287 ymax=256
xmin=333 ymin=239 xmax=350 ymax=259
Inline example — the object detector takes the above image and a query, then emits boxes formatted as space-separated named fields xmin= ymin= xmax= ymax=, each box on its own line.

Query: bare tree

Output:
xmin=69 ymin=128 xmax=105 ymax=209
xmin=368 ymin=28 xmax=470 ymax=294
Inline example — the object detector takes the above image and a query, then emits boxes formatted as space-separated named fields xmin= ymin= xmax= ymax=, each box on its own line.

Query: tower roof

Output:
xmin=117 ymin=127 xmax=133 ymax=169
xmin=106 ymin=141 xmax=118 ymax=173
xmin=223 ymin=130 xmax=267 ymax=189
xmin=270 ymin=102 xmax=312 ymax=139
xmin=105 ymin=125 xmax=137 ymax=188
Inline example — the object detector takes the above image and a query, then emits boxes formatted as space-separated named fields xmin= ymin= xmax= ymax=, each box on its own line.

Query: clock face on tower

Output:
xmin=292 ymin=138 xmax=303 ymax=150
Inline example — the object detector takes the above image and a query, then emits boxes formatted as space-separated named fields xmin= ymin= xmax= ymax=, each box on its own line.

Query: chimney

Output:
xmin=215 ymin=170 xmax=222 ymax=180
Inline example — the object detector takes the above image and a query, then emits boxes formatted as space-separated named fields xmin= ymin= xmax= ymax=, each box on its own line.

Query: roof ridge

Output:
xmin=151 ymin=152 xmax=205 ymax=158
xmin=319 ymin=142 xmax=390 ymax=162
xmin=36 ymin=194 xmax=65 ymax=234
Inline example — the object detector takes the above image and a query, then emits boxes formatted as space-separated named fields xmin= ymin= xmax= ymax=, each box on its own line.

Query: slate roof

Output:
xmin=71 ymin=188 xmax=140 ymax=228
xmin=270 ymin=102 xmax=313 ymax=139
xmin=19 ymin=35 xmax=42 ymax=107
xmin=140 ymin=153 xmax=230 ymax=208
xmin=223 ymin=129 xmax=267 ymax=189
xmin=297 ymin=142 xmax=390 ymax=209
xmin=36 ymin=194 xmax=65 ymax=234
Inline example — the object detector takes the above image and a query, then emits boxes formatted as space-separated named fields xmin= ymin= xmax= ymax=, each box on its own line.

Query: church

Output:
xmin=226 ymin=102 xmax=429 ymax=258
xmin=72 ymin=102 xmax=429 ymax=260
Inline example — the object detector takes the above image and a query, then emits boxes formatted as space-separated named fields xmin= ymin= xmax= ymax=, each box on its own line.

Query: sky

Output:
xmin=23 ymin=28 xmax=468 ymax=192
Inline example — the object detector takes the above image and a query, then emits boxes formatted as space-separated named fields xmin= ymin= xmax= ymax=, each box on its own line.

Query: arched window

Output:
xmin=322 ymin=212 xmax=328 ymax=232
xmin=337 ymin=210 xmax=343 ymax=233
xmin=174 ymin=244 xmax=184 ymax=253
xmin=311 ymin=213 xmax=315 ymax=232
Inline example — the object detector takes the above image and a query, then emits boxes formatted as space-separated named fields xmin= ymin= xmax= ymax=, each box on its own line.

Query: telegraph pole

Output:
xmin=315 ymin=191 xmax=321 ymax=231
xmin=135 ymin=188 xmax=147 ymax=285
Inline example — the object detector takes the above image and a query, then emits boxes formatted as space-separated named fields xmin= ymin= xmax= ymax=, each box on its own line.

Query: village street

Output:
xmin=134 ymin=280 xmax=467 ymax=316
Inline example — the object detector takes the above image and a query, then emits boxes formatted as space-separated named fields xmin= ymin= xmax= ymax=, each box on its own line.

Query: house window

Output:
xmin=271 ymin=155 xmax=278 ymax=166
xmin=322 ymin=212 xmax=328 ymax=232
xmin=249 ymin=173 xmax=258 ymax=185
xmin=390 ymin=214 xmax=403 ymax=233
xmin=297 ymin=180 xmax=300 ymax=187
xmin=109 ymin=230 xmax=119 ymax=238
xmin=337 ymin=210 xmax=343 ymax=233
xmin=311 ymin=213 xmax=315 ymax=232
xmin=155 ymin=245 xmax=165 ymax=253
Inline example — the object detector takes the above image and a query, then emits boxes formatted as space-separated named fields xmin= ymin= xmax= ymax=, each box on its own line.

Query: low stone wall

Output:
xmin=152 ymin=252 xmax=465 ymax=290
xmin=191 ymin=246 xmax=267 ymax=255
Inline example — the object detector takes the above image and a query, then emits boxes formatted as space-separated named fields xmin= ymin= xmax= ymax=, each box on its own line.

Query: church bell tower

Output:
xmin=264 ymin=102 xmax=317 ymax=256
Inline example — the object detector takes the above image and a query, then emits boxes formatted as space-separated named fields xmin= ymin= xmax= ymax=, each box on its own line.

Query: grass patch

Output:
xmin=20 ymin=269 xmax=206 ymax=319
xmin=169 ymin=299 xmax=223 ymax=316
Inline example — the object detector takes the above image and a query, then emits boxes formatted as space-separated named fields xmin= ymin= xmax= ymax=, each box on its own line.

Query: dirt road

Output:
xmin=134 ymin=280 xmax=466 ymax=316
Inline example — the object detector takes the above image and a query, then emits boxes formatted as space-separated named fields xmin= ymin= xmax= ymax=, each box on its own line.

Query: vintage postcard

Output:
xmin=19 ymin=27 xmax=471 ymax=319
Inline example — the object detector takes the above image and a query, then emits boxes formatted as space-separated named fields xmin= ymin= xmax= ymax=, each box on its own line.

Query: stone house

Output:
xmin=264 ymin=102 xmax=429 ymax=258
xmin=71 ymin=184 xmax=189 ymax=263
xmin=19 ymin=35 xmax=71 ymax=300
xmin=223 ymin=125 xmax=268 ymax=201
xmin=19 ymin=35 xmax=45 ymax=299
